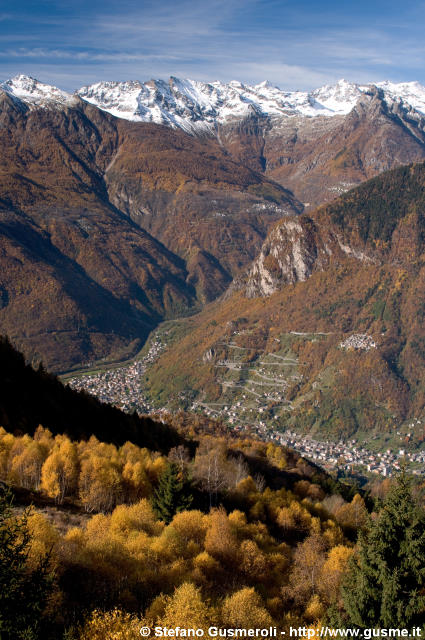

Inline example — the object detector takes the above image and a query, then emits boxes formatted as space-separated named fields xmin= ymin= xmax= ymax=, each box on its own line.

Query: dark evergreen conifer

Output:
xmin=0 ymin=487 xmax=54 ymax=639
xmin=151 ymin=463 xmax=193 ymax=524
xmin=341 ymin=468 xmax=425 ymax=627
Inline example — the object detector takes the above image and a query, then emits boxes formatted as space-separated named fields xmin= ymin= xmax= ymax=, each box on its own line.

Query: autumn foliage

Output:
xmin=0 ymin=424 xmax=373 ymax=638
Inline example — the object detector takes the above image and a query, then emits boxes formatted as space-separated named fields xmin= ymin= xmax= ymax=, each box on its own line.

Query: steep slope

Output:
xmin=262 ymin=87 xmax=425 ymax=207
xmin=0 ymin=86 xmax=300 ymax=369
xmin=144 ymin=162 xmax=425 ymax=444
xmin=7 ymin=75 xmax=425 ymax=210
xmin=0 ymin=336 xmax=184 ymax=453
xmin=102 ymin=118 xmax=301 ymax=286
xmin=0 ymin=92 xmax=198 ymax=370
xmin=75 ymin=76 xmax=425 ymax=207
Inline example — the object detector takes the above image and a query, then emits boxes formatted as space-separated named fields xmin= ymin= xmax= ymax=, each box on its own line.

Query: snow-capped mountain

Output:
xmin=375 ymin=80 xmax=425 ymax=115
xmin=0 ymin=74 xmax=76 ymax=107
xmin=77 ymin=77 xmax=368 ymax=131
xmin=77 ymin=77 xmax=425 ymax=131
xmin=3 ymin=74 xmax=425 ymax=134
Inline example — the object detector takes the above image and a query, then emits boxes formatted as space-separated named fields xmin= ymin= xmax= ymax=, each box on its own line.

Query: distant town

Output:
xmin=68 ymin=333 xmax=165 ymax=414
xmin=265 ymin=429 xmax=425 ymax=477
xmin=68 ymin=331 xmax=425 ymax=478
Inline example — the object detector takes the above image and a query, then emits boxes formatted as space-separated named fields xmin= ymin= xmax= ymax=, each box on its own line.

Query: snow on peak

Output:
xmin=77 ymin=80 xmax=145 ymax=121
xmin=3 ymin=74 xmax=425 ymax=130
xmin=1 ymin=74 xmax=75 ymax=107
xmin=310 ymin=79 xmax=363 ymax=113
xmin=76 ymin=76 xmax=368 ymax=130
xmin=376 ymin=80 xmax=425 ymax=115
xmin=255 ymin=80 xmax=277 ymax=90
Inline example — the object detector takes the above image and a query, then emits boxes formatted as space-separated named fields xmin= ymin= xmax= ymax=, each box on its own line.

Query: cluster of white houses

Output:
xmin=68 ymin=334 xmax=166 ymax=413
xmin=269 ymin=431 xmax=425 ymax=476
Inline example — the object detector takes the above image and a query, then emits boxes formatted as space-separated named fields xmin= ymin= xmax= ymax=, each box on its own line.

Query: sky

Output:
xmin=1 ymin=0 xmax=425 ymax=91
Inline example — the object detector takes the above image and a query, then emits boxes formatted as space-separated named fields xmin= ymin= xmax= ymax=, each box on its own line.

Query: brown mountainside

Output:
xmin=0 ymin=95 xmax=198 ymax=370
xmin=0 ymin=92 xmax=301 ymax=369
xmin=3 ymin=82 xmax=425 ymax=377
xmin=145 ymin=162 xmax=425 ymax=441
xmin=218 ymin=88 xmax=425 ymax=208
xmin=103 ymin=118 xmax=302 ymax=290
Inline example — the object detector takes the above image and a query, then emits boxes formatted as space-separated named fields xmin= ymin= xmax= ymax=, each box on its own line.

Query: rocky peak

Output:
xmin=244 ymin=213 xmax=376 ymax=298
xmin=73 ymin=76 xmax=425 ymax=130
xmin=1 ymin=74 xmax=75 ymax=107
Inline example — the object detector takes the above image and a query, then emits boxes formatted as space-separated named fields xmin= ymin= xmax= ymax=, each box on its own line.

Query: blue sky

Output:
xmin=1 ymin=0 xmax=425 ymax=90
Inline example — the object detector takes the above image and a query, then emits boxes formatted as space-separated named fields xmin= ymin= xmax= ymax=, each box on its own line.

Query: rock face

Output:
xmin=246 ymin=158 xmax=425 ymax=297
xmin=244 ymin=214 xmax=374 ymax=297
xmin=245 ymin=217 xmax=333 ymax=297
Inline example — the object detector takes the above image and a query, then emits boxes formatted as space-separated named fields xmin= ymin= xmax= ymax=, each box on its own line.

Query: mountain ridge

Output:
xmin=0 ymin=88 xmax=300 ymax=370
xmin=3 ymin=75 xmax=425 ymax=210
xmin=3 ymin=73 xmax=425 ymax=377
xmin=3 ymin=74 xmax=425 ymax=130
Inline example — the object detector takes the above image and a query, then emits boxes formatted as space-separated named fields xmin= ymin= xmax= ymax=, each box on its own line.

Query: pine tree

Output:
xmin=151 ymin=463 xmax=193 ymax=524
xmin=341 ymin=468 xmax=425 ymax=627
xmin=0 ymin=486 xmax=54 ymax=639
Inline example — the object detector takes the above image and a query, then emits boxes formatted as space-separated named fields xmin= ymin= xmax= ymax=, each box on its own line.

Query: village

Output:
xmin=267 ymin=429 xmax=425 ymax=476
xmin=67 ymin=329 xmax=425 ymax=478
xmin=192 ymin=403 xmax=425 ymax=476
xmin=67 ymin=332 xmax=167 ymax=414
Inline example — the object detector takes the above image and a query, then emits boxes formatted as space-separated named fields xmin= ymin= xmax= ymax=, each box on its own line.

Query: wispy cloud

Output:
xmin=0 ymin=48 xmax=180 ymax=63
xmin=1 ymin=0 xmax=425 ymax=90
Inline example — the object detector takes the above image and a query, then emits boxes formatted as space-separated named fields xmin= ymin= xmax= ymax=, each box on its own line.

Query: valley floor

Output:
xmin=64 ymin=323 xmax=425 ymax=479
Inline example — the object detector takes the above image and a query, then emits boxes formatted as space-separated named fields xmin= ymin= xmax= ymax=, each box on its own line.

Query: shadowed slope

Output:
xmin=0 ymin=92 xmax=301 ymax=368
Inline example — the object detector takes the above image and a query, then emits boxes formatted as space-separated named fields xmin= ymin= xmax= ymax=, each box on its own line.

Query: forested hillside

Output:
xmin=144 ymin=162 xmax=425 ymax=442
xmin=1 ymin=424 xmax=424 ymax=637
xmin=0 ymin=91 xmax=301 ymax=370
xmin=0 ymin=336 xmax=184 ymax=453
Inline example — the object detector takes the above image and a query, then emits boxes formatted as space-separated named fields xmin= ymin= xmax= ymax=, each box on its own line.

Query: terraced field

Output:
xmin=189 ymin=330 xmax=334 ymax=429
